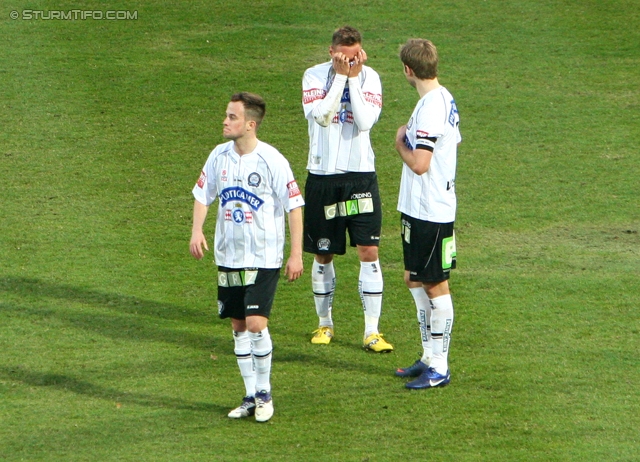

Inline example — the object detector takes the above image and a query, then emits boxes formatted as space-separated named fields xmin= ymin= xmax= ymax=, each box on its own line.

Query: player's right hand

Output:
xmin=332 ymin=52 xmax=351 ymax=76
xmin=189 ymin=232 xmax=209 ymax=260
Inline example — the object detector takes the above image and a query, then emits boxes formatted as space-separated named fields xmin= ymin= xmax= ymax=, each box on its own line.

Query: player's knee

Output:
xmin=357 ymin=245 xmax=378 ymax=262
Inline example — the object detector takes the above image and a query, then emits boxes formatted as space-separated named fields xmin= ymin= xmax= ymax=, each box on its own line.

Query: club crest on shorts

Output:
xmin=317 ymin=238 xmax=331 ymax=251
xmin=217 ymin=300 xmax=224 ymax=315
xmin=247 ymin=172 xmax=261 ymax=187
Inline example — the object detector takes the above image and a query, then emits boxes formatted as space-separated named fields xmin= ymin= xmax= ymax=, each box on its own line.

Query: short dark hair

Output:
xmin=230 ymin=92 xmax=266 ymax=127
xmin=400 ymin=39 xmax=439 ymax=80
xmin=332 ymin=26 xmax=362 ymax=47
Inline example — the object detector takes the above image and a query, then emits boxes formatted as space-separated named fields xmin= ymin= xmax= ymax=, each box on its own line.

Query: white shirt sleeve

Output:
xmin=348 ymin=72 xmax=382 ymax=131
xmin=192 ymin=151 xmax=218 ymax=206
xmin=303 ymin=70 xmax=347 ymax=127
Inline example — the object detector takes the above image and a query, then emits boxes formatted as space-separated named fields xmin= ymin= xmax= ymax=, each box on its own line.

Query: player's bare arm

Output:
xmin=190 ymin=200 xmax=210 ymax=259
xmin=284 ymin=206 xmax=304 ymax=282
xmin=395 ymin=125 xmax=433 ymax=175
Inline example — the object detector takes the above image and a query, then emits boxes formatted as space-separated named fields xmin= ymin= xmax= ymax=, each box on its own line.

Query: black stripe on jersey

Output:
xmin=415 ymin=136 xmax=437 ymax=152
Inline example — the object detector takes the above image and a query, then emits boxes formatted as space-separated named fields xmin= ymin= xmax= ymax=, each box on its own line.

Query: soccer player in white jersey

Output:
xmin=301 ymin=26 xmax=393 ymax=353
xmin=393 ymin=39 xmax=461 ymax=389
xmin=190 ymin=92 xmax=305 ymax=420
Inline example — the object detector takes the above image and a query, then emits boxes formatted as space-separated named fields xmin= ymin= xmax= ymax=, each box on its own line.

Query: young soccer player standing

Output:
xmin=301 ymin=26 xmax=393 ymax=352
xmin=393 ymin=39 xmax=461 ymax=389
xmin=190 ymin=92 xmax=304 ymax=420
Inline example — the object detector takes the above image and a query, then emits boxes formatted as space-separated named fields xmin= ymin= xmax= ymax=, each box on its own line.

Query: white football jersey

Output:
xmin=193 ymin=140 xmax=305 ymax=269
xmin=397 ymin=86 xmax=461 ymax=223
xmin=302 ymin=62 xmax=382 ymax=174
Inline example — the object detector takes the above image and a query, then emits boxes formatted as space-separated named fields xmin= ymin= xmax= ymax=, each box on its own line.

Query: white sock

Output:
xmin=233 ymin=330 xmax=256 ymax=397
xmin=312 ymin=260 xmax=335 ymax=327
xmin=429 ymin=294 xmax=454 ymax=375
xmin=249 ymin=328 xmax=273 ymax=393
xmin=359 ymin=260 xmax=383 ymax=337
xmin=409 ymin=287 xmax=432 ymax=365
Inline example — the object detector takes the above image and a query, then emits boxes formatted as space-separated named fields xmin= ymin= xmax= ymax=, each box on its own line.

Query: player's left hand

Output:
xmin=349 ymin=49 xmax=367 ymax=77
xmin=285 ymin=256 xmax=303 ymax=282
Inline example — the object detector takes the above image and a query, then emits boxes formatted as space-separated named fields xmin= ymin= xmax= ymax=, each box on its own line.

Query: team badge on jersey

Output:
xmin=247 ymin=172 xmax=261 ymax=187
xmin=232 ymin=205 xmax=246 ymax=225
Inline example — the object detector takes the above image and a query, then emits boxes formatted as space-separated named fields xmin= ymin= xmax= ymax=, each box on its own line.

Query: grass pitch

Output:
xmin=1 ymin=1 xmax=639 ymax=460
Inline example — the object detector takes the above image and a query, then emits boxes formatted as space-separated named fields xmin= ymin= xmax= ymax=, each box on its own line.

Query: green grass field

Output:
xmin=1 ymin=1 xmax=639 ymax=460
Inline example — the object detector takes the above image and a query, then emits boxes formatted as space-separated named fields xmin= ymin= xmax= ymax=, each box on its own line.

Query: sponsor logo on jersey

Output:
xmin=247 ymin=172 xmax=261 ymax=187
xmin=221 ymin=169 xmax=228 ymax=182
xmin=219 ymin=186 xmax=264 ymax=210
xmin=332 ymin=110 xmax=353 ymax=124
xmin=448 ymin=99 xmax=459 ymax=127
xmin=197 ymin=170 xmax=206 ymax=188
xmin=287 ymin=180 xmax=301 ymax=198
xmin=303 ymin=88 xmax=326 ymax=104
xmin=225 ymin=207 xmax=253 ymax=224
xmin=317 ymin=238 xmax=331 ymax=251
xmin=340 ymin=88 xmax=350 ymax=103
xmin=416 ymin=130 xmax=430 ymax=138
xmin=407 ymin=116 xmax=414 ymax=130
xmin=364 ymin=91 xmax=382 ymax=108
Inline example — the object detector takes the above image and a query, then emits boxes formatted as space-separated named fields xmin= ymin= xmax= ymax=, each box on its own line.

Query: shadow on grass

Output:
xmin=0 ymin=275 xmax=219 ymax=350
xmin=0 ymin=365 xmax=226 ymax=413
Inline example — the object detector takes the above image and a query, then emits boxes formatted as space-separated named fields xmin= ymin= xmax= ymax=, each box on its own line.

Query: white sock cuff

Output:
xmin=249 ymin=328 xmax=272 ymax=356
xmin=233 ymin=330 xmax=251 ymax=355
xmin=359 ymin=260 xmax=383 ymax=291
xmin=430 ymin=294 xmax=454 ymax=310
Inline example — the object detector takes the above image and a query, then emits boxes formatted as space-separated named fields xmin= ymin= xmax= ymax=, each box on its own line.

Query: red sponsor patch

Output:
xmin=287 ymin=180 xmax=301 ymax=198
xmin=197 ymin=171 xmax=206 ymax=188
xmin=225 ymin=209 xmax=232 ymax=221
xmin=303 ymin=88 xmax=326 ymax=104
xmin=364 ymin=92 xmax=382 ymax=108
xmin=416 ymin=130 xmax=430 ymax=138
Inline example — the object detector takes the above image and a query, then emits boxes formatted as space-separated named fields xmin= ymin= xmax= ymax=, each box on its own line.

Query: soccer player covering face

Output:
xmin=190 ymin=92 xmax=305 ymax=421
xmin=393 ymin=39 xmax=461 ymax=389
xmin=301 ymin=26 xmax=393 ymax=353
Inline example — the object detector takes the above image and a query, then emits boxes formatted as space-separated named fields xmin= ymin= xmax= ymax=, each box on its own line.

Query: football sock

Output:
xmin=409 ymin=287 xmax=432 ymax=364
xmin=249 ymin=328 xmax=273 ymax=393
xmin=233 ymin=330 xmax=256 ymax=397
xmin=312 ymin=260 xmax=335 ymax=327
xmin=359 ymin=260 xmax=383 ymax=337
xmin=429 ymin=294 xmax=454 ymax=375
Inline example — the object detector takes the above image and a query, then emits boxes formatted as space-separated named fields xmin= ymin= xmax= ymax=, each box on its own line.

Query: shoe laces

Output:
xmin=240 ymin=397 xmax=255 ymax=409
xmin=255 ymin=391 xmax=271 ymax=405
